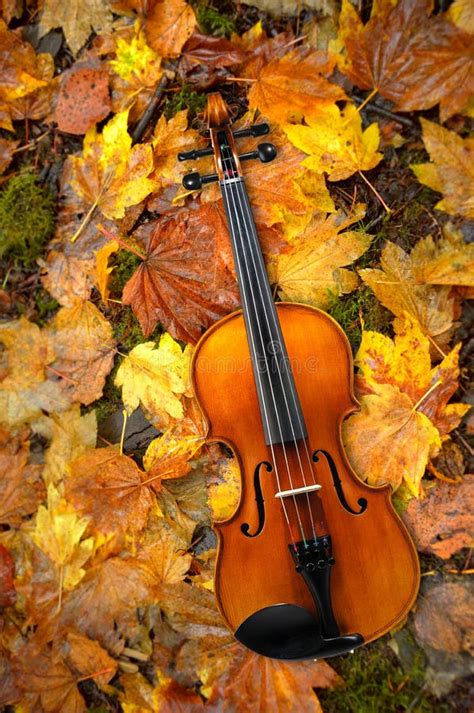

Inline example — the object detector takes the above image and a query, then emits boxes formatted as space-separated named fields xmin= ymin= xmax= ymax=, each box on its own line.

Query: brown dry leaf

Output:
xmin=61 ymin=631 xmax=118 ymax=689
xmin=143 ymin=427 xmax=204 ymax=485
xmin=178 ymin=32 xmax=245 ymax=89
xmin=146 ymin=0 xmax=196 ymax=58
xmin=55 ymin=65 xmax=111 ymax=135
xmin=40 ymin=251 xmax=96 ymax=308
xmin=232 ymin=22 xmax=294 ymax=79
xmin=0 ymin=137 xmax=18 ymax=174
xmin=46 ymin=300 xmax=115 ymax=406
xmin=0 ymin=19 xmax=52 ymax=131
xmin=39 ymin=0 xmax=113 ymax=56
xmin=115 ymin=332 xmax=192 ymax=428
xmin=122 ymin=203 xmax=239 ymax=342
xmin=359 ymin=240 xmax=458 ymax=350
xmin=0 ymin=543 xmax=16 ymax=607
xmin=118 ymin=671 xmax=204 ymax=712
xmin=267 ymin=205 xmax=370 ymax=307
xmin=248 ymin=47 xmax=346 ymax=124
xmin=40 ymin=406 xmax=97 ymax=487
xmin=65 ymin=447 xmax=154 ymax=536
xmin=0 ymin=426 xmax=45 ymax=526
xmin=402 ymin=475 xmax=474 ymax=559
xmin=0 ymin=316 xmax=70 ymax=427
xmin=412 ymin=119 xmax=474 ymax=219
xmin=414 ymin=582 xmax=473 ymax=655
xmin=136 ymin=518 xmax=192 ymax=585
xmin=338 ymin=0 xmax=474 ymax=122
xmin=343 ymin=313 xmax=469 ymax=495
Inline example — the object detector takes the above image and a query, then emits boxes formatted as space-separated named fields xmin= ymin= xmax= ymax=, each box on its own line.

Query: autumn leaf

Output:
xmin=284 ymin=103 xmax=382 ymax=181
xmin=61 ymin=631 xmax=118 ymax=689
xmin=413 ymin=582 xmax=473 ymax=655
xmin=0 ymin=427 xmax=45 ymax=526
xmin=152 ymin=109 xmax=204 ymax=191
xmin=338 ymin=0 xmax=474 ymax=122
xmin=39 ymin=0 xmax=113 ymax=56
xmin=46 ymin=300 xmax=115 ymax=406
xmin=65 ymin=447 xmax=154 ymax=536
xmin=109 ymin=24 xmax=163 ymax=120
xmin=143 ymin=427 xmax=205 ymax=484
xmin=359 ymin=239 xmax=458 ymax=350
xmin=402 ymin=475 xmax=474 ymax=559
xmin=207 ymin=456 xmax=241 ymax=521
xmin=343 ymin=313 xmax=469 ymax=495
xmin=409 ymin=223 xmax=474 ymax=287
xmin=122 ymin=203 xmax=239 ymax=342
xmin=32 ymin=483 xmax=95 ymax=597
xmin=145 ymin=0 xmax=196 ymax=58
xmin=40 ymin=251 xmax=96 ymax=308
xmin=411 ymin=119 xmax=474 ymax=219
xmin=95 ymin=238 xmax=119 ymax=302
xmin=248 ymin=47 xmax=346 ymax=124
xmin=267 ymin=205 xmax=370 ymax=307
xmin=178 ymin=32 xmax=245 ymax=89
xmin=0 ymin=137 xmax=19 ymax=174
xmin=55 ymin=65 xmax=111 ymax=135
xmin=68 ymin=109 xmax=158 ymax=235
xmin=448 ymin=0 xmax=474 ymax=34
xmin=136 ymin=518 xmax=192 ymax=585
xmin=115 ymin=332 xmax=192 ymax=428
xmin=0 ymin=544 xmax=16 ymax=607
xmin=232 ymin=22 xmax=294 ymax=80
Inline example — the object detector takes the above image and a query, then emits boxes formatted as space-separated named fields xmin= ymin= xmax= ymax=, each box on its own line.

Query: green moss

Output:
xmin=318 ymin=640 xmax=443 ymax=713
xmin=195 ymin=1 xmax=236 ymax=36
xmin=163 ymin=84 xmax=207 ymax=121
xmin=327 ymin=285 xmax=392 ymax=353
xmin=0 ymin=172 xmax=55 ymax=264
xmin=33 ymin=288 xmax=59 ymax=324
xmin=91 ymin=362 xmax=122 ymax=425
xmin=109 ymin=249 xmax=142 ymax=294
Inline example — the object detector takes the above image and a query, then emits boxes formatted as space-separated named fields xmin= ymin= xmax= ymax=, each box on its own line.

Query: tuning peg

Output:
xmin=239 ymin=142 xmax=277 ymax=164
xmin=233 ymin=123 xmax=270 ymax=139
xmin=178 ymin=146 xmax=214 ymax=161
xmin=183 ymin=171 xmax=218 ymax=190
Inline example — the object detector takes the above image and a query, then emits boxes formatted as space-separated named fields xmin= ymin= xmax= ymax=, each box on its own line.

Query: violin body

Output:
xmin=192 ymin=304 xmax=419 ymax=658
xmin=181 ymin=92 xmax=420 ymax=660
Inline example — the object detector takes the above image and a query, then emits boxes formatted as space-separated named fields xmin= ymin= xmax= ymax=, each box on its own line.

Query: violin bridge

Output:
xmin=275 ymin=484 xmax=322 ymax=498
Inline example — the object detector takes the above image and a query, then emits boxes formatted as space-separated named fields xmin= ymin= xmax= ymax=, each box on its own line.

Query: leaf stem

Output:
xmin=98 ymin=224 xmax=146 ymax=260
xmin=355 ymin=87 xmax=378 ymax=115
xmin=357 ymin=170 xmax=391 ymax=213
xmin=119 ymin=409 xmax=128 ymax=456
xmin=411 ymin=378 xmax=442 ymax=413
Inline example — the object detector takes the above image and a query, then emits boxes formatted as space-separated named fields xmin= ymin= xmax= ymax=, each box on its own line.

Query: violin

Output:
xmin=179 ymin=93 xmax=420 ymax=661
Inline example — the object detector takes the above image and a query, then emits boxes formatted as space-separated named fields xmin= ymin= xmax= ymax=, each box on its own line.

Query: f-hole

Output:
xmin=241 ymin=461 xmax=272 ymax=537
xmin=313 ymin=449 xmax=367 ymax=515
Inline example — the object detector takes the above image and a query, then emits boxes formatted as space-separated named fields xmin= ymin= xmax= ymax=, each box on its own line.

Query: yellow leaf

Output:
xmin=152 ymin=110 xmax=204 ymax=190
xmin=447 ymin=0 xmax=474 ymax=34
xmin=136 ymin=518 xmax=192 ymax=585
xmin=144 ymin=427 xmax=204 ymax=479
xmin=267 ymin=205 xmax=370 ymax=307
xmin=95 ymin=239 xmax=119 ymax=302
xmin=115 ymin=333 xmax=192 ymax=428
xmin=39 ymin=0 xmax=113 ymax=56
xmin=411 ymin=119 xmax=474 ymax=219
xmin=69 ymin=110 xmax=158 ymax=223
xmin=410 ymin=224 xmax=474 ymax=286
xmin=32 ymin=483 xmax=94 ymax=591
xmin=284 ymin=103 xmax=383 ymax=180
xmin=208 ymin=458 xmax=241 ymax=522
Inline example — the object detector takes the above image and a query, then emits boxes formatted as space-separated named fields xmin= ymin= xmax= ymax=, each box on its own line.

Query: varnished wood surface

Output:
xmin=192 ymin=303 xmax=420 ymax=643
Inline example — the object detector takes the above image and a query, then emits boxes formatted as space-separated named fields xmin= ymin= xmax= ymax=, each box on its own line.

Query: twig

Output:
xmin=352 ymin=95 xmax=414 ymax=127
xmin=357 ymin=170 xmax=391 ymax=213
xmin=131 ymin=64 xmax=176 ymax=144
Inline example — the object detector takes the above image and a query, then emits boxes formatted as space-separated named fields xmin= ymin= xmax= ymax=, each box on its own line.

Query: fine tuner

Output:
xmin=179 ymin=121 xmax=277 ymax=191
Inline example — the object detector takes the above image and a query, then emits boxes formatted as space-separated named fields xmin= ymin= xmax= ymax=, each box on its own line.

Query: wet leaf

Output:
xmin=402 ymin=475 xmax=474 ymax=559
xmin=61 ymin=631 xmax=117 ymax=689
xmin=267 ymin=205 xmax=370 ymax=307
xmin=412 ymin=119 xmax=474 ymax=219
xmin=39 ymin=0 xmax=113 ymax=56
xmin=115 ymin=333 xmax=192 ymax=428
xmin=40 ymin=406 xmax=97 ymax=487
xmin=0 ymin=426 xmax=45 ymax=526
xmin=284 ymin=103 xmax=382 ymax=181
xmin=55 ymin=66 xmax=111 ymax=135
xmin=65 ymin=447 xmax=154 ymax=536
xmin=152 ymin=110 xmax=204 ymax=191
xmin=122 ymin=203 xmax=239 ymax=342
xmin=146 ymin=0 xmax=196 ymax=58
xmin=179 ymin=32 xmax=245 ymax=89
xmin=0 ymin=543 xmax=16 ymax=607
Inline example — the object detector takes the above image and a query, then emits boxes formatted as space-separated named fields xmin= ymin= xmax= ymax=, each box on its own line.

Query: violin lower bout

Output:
xmin=192 ymin=303 xmax=419 ymax=658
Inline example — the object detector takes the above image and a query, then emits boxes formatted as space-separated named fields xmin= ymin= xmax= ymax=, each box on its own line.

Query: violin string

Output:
xmin=218 ymin=162 xmax=297 ymax=544
xmin=220 ymin=145 xmax=314 ymax=545
xmin=225 ymin=158 xmax=319 ymax=544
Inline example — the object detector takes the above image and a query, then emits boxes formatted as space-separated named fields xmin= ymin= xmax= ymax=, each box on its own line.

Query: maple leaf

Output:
xmin=95 ymin=238 xmax=119 ymax=302
xmin=267 ymin=205 xmax=370 ymax=307
xmin=109 ymin=24 xmax=163 ymax=120
xmin=232 ymin=22 xmax=294 ymax=79
xmin=448 ymin=0 xmax=474 ymax=34
xmin=39 ymin=0 xmax=113 ymax=56
xmin=65 ymin=447 xmax=154 ymax=536
xmin=413 ymin=582 xmax=472 ymax=655
xmin=0 ymin=19 xmax=52 ymax=131
xmin=359 ymin=240 xmax=458 ymax=350
xmin=54 ymin=65 xmax=111 ymax=135
xmin=122 ymin=203 xmax=239 ymax=342
xmin=152 ymin=110 xmax=205 ymax=191
xmin=343 ymin=313 xmax=469 ymax=495
xmin=32 ymin=483 xmax=95 ymax=596
xmin=68 ymin=109 xmax=157 ymax=236
xmin=0 ymin=426 xmax=45 ymax=526
xmin=143 ymin=427 xmax=205 ymax=484
xmin=178 ymin=32 xmax=245 ymax=89
xmin=402 ymin=475 xmax=474 ymax=559
xmin=115 ymin=332 xmax=192 ymax=428
xmin=0 ymin=317 xmax=70 ymax=427
xmin=207 ymin=456 xmax=241 ymax=522
xmin=145 ymin=0 xmax=196 ymax=58
xmin=247 ymin=47 xmax=346 ymax=124
xmin=136 ymin=518 xmax=192 ymax=585
xmin=0 ymin=543 xmax=16 ymax=607
xmin=284 ymin=103 xmax=382 ymax=181
xmin=338 ymin=0 xmax=474 ymax=122
xmin=411 ymin=119 xmax=474 ymax=219
xmin=60 ymin=631 xmax=118 ymax=689
xmin=409 ymin=223 xmax=474 ymax=287
xmin=46 ymin=300 xmax=115 ymax=406
xmin=40 ymin=251 xmax=96 ymax=308
xmin=119 ymin=672 xmax=204 ymax=712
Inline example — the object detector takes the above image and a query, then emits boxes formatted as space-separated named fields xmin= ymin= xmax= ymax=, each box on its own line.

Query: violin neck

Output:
xmin=219 ymin=176 xmax=308 ymax=446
